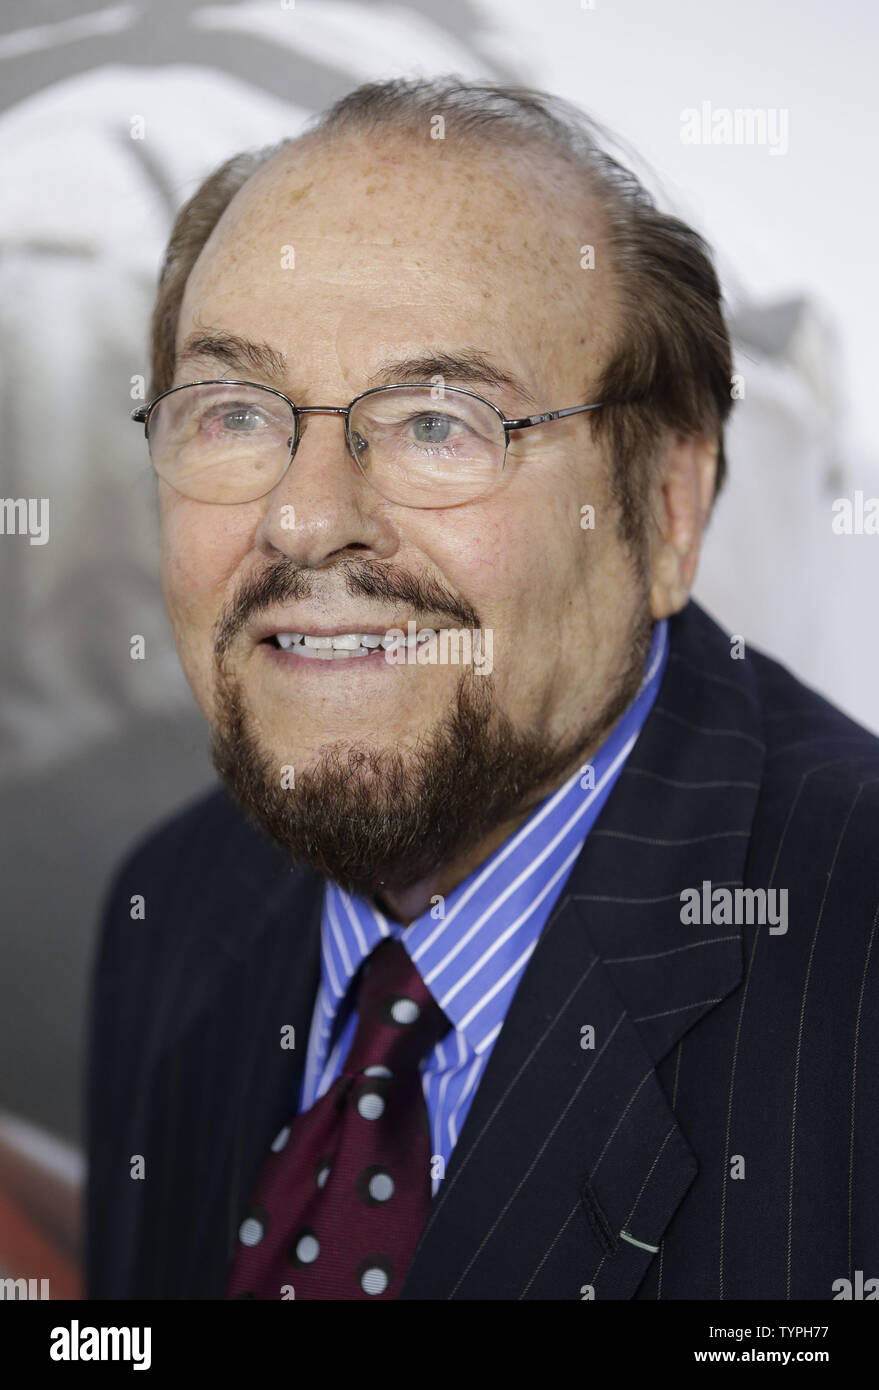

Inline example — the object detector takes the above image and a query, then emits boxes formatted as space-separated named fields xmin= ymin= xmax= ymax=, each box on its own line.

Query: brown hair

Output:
xmin=149 ymin=77 xmax=734 ymax=545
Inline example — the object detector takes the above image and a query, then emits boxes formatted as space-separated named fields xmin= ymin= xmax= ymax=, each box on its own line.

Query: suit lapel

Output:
xmin=130 ymin=835 xmax=325 ymax=1298
xmin=400 ymin=600 xmax=766 ymax=1299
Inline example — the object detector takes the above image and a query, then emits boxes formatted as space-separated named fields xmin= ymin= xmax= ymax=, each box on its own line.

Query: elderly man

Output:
xmin=86 ymin=78 xmax=879 ymax=1301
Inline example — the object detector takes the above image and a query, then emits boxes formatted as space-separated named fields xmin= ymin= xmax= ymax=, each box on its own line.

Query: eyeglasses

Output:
xmin=131 ymin=379 xmax=621 ymax=508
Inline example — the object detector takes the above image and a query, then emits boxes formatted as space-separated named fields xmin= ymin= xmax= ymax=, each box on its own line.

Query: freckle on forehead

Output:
xmin=186 ymin=131 xmax=612 ymax=393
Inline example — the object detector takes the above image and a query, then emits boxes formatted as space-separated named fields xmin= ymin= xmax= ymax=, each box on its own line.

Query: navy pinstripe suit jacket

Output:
xmin=85 ymin=599 xmax=879 ymax=1299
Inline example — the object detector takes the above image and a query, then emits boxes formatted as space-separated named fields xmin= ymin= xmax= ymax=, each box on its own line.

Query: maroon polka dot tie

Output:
xmin=225 ymin=937 xmax=452 ymax=1299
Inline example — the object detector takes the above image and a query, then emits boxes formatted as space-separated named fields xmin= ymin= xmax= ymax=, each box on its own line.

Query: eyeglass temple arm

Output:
xmin=502 ymin=401 xmax=611 ymax=431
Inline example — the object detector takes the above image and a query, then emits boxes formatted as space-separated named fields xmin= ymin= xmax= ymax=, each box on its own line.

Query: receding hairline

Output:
xmin=175 ymin=119 xmax=619 ymax=377
xmin=203 ymin=116 xmax=609 ymax=241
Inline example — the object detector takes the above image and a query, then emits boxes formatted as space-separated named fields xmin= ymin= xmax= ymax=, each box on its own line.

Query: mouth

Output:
xmin=261 ymin=630 xmax=435 ymax=661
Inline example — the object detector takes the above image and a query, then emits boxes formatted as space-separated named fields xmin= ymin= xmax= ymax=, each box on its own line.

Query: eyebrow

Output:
xmin=176 ymin=330 xmax=537 ymax=407
xmin=366 ymin=352 xmax=537 ymax=406
xmin=176 ymin=330 xmax=288 ymax=380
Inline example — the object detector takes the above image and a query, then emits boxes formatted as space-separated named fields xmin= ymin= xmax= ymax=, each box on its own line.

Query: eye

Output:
xmin=411 ymin=414 xmax=455 ymax=445
xmin=217 ymin=405 xmax=267 ymax=432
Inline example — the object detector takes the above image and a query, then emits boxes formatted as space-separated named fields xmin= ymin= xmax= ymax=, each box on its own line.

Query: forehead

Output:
xmin=177 ymin=131 xmax=612 ymax=396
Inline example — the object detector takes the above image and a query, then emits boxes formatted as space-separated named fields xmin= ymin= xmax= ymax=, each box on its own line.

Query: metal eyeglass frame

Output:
xmin=131 ymin=379 xmax=620 ymax=504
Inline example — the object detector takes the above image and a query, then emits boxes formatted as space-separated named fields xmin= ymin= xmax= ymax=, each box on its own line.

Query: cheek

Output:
xmin=159 ymin=492 xmax=255 ymax=648
xmin=412 ymin=507 xmax=509 ymax=619
xmin=453 ymin=492 xmax=580 ymax=613
xmin=416 ymin=484 xmax=583 ymax=622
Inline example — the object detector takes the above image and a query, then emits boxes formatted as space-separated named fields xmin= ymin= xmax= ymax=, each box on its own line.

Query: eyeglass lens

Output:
xmin=146 ymin=382 xmax=507 ymax=506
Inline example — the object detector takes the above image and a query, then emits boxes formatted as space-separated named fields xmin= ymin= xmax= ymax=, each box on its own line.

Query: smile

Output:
xmin=265 ymin=630 xmax=433 ymax=660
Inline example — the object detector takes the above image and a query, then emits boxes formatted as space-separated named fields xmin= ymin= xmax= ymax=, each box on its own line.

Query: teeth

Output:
xmin=273 ymin=630 xmax=389 ymax=658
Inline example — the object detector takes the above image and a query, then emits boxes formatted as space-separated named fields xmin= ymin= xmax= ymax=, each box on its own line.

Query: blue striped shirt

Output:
xmin=300 ymin=618 xmax=669 ymax=1191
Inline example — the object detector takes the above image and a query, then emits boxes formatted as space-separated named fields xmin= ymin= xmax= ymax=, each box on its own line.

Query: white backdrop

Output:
xmin=0 ymin=0 xmax=876 ymax=1140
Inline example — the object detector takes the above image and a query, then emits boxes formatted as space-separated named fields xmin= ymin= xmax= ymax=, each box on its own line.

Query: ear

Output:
xmin=648 ymin=433 xmax=718 ymax=619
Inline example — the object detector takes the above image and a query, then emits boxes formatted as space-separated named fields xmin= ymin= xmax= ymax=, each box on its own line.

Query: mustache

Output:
xmin=214 ymin=558 xmax=481 ymax=657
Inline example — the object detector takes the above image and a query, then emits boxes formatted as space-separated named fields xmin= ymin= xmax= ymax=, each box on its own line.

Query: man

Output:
xmin=86 ymin=77 xmax=879 ymax=1301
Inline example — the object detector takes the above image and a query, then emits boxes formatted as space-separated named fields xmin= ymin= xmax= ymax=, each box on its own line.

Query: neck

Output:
xmin=374 ymin=811 xmax=526 ymax=927
xmin=374 ymin=748 xmax=590 ymax=927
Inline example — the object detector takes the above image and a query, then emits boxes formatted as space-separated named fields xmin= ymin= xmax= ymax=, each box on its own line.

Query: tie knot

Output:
xmin=344 ymin=938 xmax=450 ymax=1077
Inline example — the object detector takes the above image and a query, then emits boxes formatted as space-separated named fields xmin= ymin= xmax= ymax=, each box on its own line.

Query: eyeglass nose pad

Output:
xmin=345 ymin=421 xmax=370 ymax=469
xmin=288 ymin=407 xmax=302 ymax=453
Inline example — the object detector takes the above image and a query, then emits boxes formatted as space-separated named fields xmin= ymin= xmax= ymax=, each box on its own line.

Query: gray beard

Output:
xmin=209 ymin=614 xmax=653 ymax=899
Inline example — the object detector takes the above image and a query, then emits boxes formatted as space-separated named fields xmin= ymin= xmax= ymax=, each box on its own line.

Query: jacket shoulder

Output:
xmin=748 ymin=639 xmax=879 ymax=794
xmin=97 ymin=784 xmax=294 ymax=930
xmin=738 ymin=635 xmax=879 ymax=905
xmin=88 ymin=783 xmax=308 ymax=1025
xmin=105 ymin=783 xmax=272 ymax=890
xmin=676 ymin=602 xmax=879 ymax=886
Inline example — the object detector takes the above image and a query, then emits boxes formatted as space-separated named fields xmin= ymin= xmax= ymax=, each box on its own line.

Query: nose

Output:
xmin=252 ymin=409 xmax=398 ymax=571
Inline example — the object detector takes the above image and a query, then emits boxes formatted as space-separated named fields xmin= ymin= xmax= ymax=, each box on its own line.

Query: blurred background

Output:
xmin=1 ymin=0 xmax=877 ymax=1294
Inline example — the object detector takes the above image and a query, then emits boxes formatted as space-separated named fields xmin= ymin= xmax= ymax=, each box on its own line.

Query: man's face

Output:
xmin=159 ymin=131 xmax=653 ymax=896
